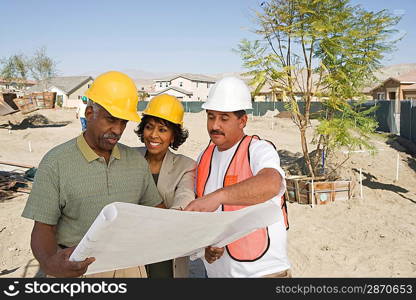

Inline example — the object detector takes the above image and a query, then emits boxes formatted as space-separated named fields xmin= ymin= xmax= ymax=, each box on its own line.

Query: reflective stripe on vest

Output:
xmin=196 ymin=135 xmax=289 ymax=262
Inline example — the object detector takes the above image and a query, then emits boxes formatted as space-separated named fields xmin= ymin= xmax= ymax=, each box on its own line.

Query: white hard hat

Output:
xmin=202 ymin=76 xmax=253 ymax=112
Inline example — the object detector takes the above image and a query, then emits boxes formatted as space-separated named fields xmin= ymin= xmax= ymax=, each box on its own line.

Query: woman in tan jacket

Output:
xmin=134 ymin=94 xmax=196 ymax=278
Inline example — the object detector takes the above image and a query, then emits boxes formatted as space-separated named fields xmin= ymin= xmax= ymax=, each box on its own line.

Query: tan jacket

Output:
xmin=137 ymin=147 xmax=196 ymax=277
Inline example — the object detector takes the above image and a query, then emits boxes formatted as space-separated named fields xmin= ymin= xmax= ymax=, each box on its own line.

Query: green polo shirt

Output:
xmin=22 ymin=134 xmax=162 ymax=247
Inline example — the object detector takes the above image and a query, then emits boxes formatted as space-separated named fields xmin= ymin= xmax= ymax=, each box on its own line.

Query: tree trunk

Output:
xmin=300 ymin=126 xmax=315 ymax=177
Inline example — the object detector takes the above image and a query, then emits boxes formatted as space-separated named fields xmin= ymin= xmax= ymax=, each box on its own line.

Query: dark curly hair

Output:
xmin=134 ymin=115 xmax=189 ymax=150
xmin=233 ymin=110 xmax=246 ymax=118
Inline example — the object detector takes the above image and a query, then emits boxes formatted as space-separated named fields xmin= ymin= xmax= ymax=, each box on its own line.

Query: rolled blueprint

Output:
xmin=69 ymin=204 xmax=118 ymax=261
xmin=69 ymin=200 xmax=280 ymax=275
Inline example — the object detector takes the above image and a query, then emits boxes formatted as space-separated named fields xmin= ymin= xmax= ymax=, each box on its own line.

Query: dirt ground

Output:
xmin=0 ymin=108 xmax=415 ymax=278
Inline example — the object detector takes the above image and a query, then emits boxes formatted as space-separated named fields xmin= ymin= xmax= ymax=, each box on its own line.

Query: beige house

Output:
xmin=25 ymin=76 xmax=93 ymax=108
xmin=369 ymin=71 xmax=416 ymax=100
xmin=367 ymin=71 xmax=416 ymax=112
xmin=150 ymin=73 xmax=216 ymax=101
xmin=242 ymin=79 xmax=285 ymax=102
xmin=150 ymin=72 xmax=323 ymax=103
xmin=242 ymin=71 xmax=323 ymax=102
xmin=402 ymin=84 xmax=416 ymax=100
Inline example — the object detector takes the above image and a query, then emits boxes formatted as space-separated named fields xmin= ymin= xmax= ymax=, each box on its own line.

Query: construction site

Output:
xmin=0 ymin=105 xmax=415 ymax=278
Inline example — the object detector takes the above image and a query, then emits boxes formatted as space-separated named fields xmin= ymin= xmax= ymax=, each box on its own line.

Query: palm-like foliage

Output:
xmin=236 ymin=0 xmax=401 ymax=176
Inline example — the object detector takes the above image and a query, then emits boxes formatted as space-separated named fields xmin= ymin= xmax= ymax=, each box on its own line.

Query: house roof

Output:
xmin=392 ymin=71 xmax=416 ymax=83
xmin=239 ymin=77 xmax=285 ymax=94
xmin=402 ymin=83 xmax=416 ymax=91
xmin=134 ymin=78 xmax=154 ymax=91
xmin=361 ymin=86 xmax=374 ymax=94
xmin=150 ymin=86 xmax=193 ymax=96
xmin=368 ymin=70 xmax=416 ymax=93
xmin=154 ymin=73 xmax=216 ymax=83
xmin=26 ymin=76 xmax=93 ymax=95
xmin=0 ymin=78 xmax=37 ymax=85
xmin=239 ymin=70 xmax=324 ymax=94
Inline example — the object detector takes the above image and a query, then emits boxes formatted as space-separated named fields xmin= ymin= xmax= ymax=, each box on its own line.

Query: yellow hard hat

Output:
xmin=85 ymin=71 xmax=140 ymax=122
xmin=143 ymin=94 xmax=184 ymax=126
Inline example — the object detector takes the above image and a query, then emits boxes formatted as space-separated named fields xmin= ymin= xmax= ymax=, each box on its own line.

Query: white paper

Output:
xmin=69 ymin=201 xmax=280 ymax=275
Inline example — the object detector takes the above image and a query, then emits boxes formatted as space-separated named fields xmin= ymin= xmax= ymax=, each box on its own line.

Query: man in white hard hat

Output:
xmin=185 ymin=76 xmax=291 ymax=278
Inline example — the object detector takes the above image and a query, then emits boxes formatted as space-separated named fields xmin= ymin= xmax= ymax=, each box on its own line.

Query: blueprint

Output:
xmin=69 ymin=201 xmax=280 ymax=275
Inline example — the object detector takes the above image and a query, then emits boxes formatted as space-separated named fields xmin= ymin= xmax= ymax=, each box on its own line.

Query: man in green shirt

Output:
xmin=22 ymin=71 xmax=162 ymax=277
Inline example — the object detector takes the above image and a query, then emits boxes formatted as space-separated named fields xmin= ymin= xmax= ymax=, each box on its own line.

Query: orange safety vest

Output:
xmin=196 ymin=135 xmax=289 ymax=262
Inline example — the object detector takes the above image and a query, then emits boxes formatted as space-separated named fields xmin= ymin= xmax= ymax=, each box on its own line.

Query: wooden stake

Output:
xmin=28 ymin=141 xmax=32 ymax=153
xmin=359 ymin=168 xmax=363 ymax=200
xmin=0 ymin=161 xmax=34 ymax=169
xmin=395 ymin=153 xmax=399 ymax=182
xmin=310 ymin=179 xmax=315 ymax=208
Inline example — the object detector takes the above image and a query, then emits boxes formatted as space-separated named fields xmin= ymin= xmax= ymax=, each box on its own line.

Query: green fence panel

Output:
xmin=357 ymin=100 xmax=396 ymax=133
xmin=273 ymin=102 xmax=288 ymax=113
xmin=182 ymin=102 xmax=204 ymax=113
xmin=139 ymin=100 xmax=405 ymax=136
xmin=247 ymin=102 xmax=283 ymax=116
xmin=137 ymin=101 xmax=148 ymax=111
xmin=412 ymin=101 xmax=416 ymax=143
xmin=249 ymin=101 xmax=324 ymax=117
xmin=252 ymin=102 xmax=275 ymax=116
xmin=375 ymin=101 xmax=393 ymax=133
xmin=141 ymin=100 xmax=326 ymax=117
xmin=400 ymin=100 xmax=415 ymax=143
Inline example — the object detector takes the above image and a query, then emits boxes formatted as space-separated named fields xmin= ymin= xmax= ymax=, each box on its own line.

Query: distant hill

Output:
xmin=77 ymin=69 xmax=174 ymax=91
xmin=211 ymin=64 xmax=416 ymax=93
xmin=374 ymin=63 xmax=416 ymax=80
xmin=78 ymin=69 xmax=174 ymax=80
xmin=208 ymin=72 xmax=246 ymax=80
xmin=134 ymin=78 xmax=155 ymax=91
xmin=211 ymin=63 xmax=416 ymax=82
xmin=362 ymin=63 xmax=416 ymax=92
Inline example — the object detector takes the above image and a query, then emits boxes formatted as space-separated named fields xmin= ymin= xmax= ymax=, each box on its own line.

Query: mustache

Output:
xmin=209 ymin=130 xmax=225 ymax=136
xmin=103 ymin=133 xmax=121 ymax=139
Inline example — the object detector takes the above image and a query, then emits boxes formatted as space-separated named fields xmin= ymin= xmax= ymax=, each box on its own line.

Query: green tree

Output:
xmin=138 ymin=91 xmax=150 ymax=102
xmin=30 ymin=46 xmax=58 ymax=90
xmin=1 ymin=47 xmax=58 ymax=91
xmin=237 ymin=0 xmax=401 ymax=177
xmin=0 ymin=54 xmax=30 ymax=90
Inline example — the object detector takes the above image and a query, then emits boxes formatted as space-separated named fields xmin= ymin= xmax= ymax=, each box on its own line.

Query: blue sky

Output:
xmin=1 ymin=0 xmax=415 ymax=77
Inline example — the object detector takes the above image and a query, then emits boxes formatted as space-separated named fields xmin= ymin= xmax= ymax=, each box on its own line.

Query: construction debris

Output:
xmin=0 ymin=113 xmax=71 ymax=130
xmin=0 ymin=167 xmax=36 ymax=201
xmin=0 ymin=93 xmax=18 ymax=116
xmin=264 ymin=109 xmax=280 ymax=118
xmin=12 ymin=92 xmax=56 ymax=114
